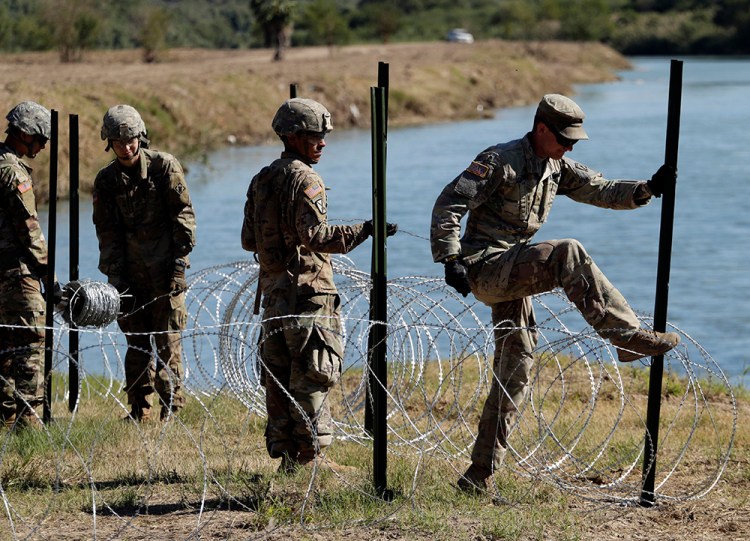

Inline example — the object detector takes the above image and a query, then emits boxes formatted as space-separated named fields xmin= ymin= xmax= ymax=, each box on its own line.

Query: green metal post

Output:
xmin=369 ymin=85 xmax=390 ymax=498
xmin=43 ymin=110 xmax=58 ymax=425
xmin=69 ymin=114 xmax=80 ymax=412
xmin=365 ymin=62 xmax=389 ymax=436
xmin=640 ymin=59 xmax=683 ymax=507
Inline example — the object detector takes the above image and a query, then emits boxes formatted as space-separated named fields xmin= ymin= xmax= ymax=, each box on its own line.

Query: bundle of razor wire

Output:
xmin=1 ymin=256 xmax=737 ymax=538
xmin=59 ymin=279 xmax=121 ymax=328
xmin=184 ymin=257 xmax=736 ymax=504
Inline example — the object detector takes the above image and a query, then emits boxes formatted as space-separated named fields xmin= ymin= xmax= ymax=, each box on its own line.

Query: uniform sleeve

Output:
xmin=430 ymin=151 xmax=504 ymax=262
xmin=293 ymin=172 xmax=369 ymax=254
xmin=241 ymin=179 xmax=257 ymax=252
xmin=163 ymin=157 xmax=197 ymax=259
xmin=557 ymin=158 xmax=648 ymax=209
xmin=0 ymin=167 xmax=48 ymax=276
xmin=92 ymin=171 xmax=127 ymax=283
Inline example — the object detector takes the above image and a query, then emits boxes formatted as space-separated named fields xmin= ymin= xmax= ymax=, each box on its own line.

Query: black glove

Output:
xmin=647 ymin=164 xmax=676 ymax=198
xmin=52 ymin=281 xmax=64 ymax=305
xmin=444 ymin=259 xmax=471 ymax=297
xmin=170 ymin=258 xmax=188 ymax=295
xmin=363 ymin=220 xmax=399 ymax=237
xmin=41 ymin=281 xmax=64 ymax=305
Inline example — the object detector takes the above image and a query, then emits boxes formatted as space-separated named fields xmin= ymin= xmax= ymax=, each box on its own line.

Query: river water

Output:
xmin=46 ymin=57 xmax=749 ymax=383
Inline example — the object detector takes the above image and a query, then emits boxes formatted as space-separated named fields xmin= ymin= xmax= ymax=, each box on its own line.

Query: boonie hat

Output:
xmin=536 ymin=94 xmax=588 ymax=141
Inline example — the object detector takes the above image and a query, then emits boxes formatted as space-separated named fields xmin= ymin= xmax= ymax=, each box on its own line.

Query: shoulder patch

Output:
xmin=574 ymin=162 xmax=589 ymax=172
xmin=304 ymin=182 xmax=323 ymax=199
xmin=18 ymin=180 xmax=32 ymax=194
xmin=466 ymin=161 xmax=490 ymax=178
xmin=314 ymin=198 xmax=326 ymax=214
xmin=174 ymin=182 xmax=185 ymax=194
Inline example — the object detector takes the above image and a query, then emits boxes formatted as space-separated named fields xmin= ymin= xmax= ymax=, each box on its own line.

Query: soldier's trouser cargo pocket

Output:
xmin=305 ymin=331 xmax=342 ymax=387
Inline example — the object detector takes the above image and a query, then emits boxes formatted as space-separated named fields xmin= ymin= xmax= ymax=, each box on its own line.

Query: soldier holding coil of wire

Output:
xmin=92 ymin=104 xmax=196 ymax=423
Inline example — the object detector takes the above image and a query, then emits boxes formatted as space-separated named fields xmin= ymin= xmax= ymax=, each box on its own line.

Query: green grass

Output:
xmin=0 ymin=364 xmax=746 ymax=540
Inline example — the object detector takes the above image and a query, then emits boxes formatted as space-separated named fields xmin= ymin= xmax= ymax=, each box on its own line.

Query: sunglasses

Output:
xmin=301 ymin=131 xmax=326 ymax=142
xmin=550 ymin=127 xmax=577 ymax=148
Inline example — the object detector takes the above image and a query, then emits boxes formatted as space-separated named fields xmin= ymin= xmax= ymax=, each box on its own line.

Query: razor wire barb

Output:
xmin=0 ymin=256 xmax=737 ymax=538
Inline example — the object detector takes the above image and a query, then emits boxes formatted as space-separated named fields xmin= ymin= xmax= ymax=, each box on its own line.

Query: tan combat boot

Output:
xmin=613 ymin=329 xmax=680 ymax=363
xmin=321 ymin=457 xmax=357 ymax=474
xmin=457 ymin=464 xmax=491 ymax=494
xmin=124 ymin=399 xmax=153 ymax=423
xmin=2 ymin=412 xmax=16 ymax=429
xmin=16 ymin=412 xmax=44 ymax=430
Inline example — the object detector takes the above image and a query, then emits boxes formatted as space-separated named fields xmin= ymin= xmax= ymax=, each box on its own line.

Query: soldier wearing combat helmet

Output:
xmin=93 ymin=104 xmax=196 ymax=423
xmin=430 ymin=93 xmax=680 ymax=493
xmin=242 ymin=98 xmax=397 ymax=473
xmin=0 ymin=101 xmax=53 ymax=430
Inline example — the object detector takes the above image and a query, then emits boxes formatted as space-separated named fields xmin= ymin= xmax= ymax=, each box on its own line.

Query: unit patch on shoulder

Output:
xmin=466 ymin=161 xmax=490 ymax=178
xmin=18 ymin=181 xmax=32 ymax=194
xmin=574 ymin=162 xmax=589 ymax=172
xmin=314 ymin=198 xmax=326 ymax=214
xmin=174 ymin=182 xmax=185 ymax=194
xmin=304 ymin=182 xmax=323 ymax=199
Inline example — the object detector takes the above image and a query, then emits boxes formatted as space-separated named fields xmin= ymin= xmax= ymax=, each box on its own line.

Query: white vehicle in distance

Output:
xmin=446 ymin=28 xmax=474 ymax=43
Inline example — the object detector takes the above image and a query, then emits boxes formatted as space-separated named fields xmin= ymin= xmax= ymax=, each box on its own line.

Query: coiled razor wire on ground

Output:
xmin=0 ymin=256 xmax=738 ymax=538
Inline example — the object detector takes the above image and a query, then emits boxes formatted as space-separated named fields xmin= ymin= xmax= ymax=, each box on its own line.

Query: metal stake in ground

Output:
xmin=43 ymin=110 xmax=59 ymax=425
xmin=640 ymin=59 xmax=683 ymax=507
xmin=69 ymin=114 xmax=80 ymax=413
xmin=368 ymin=83 xmax=392 ymax=499
xmin=366 ymin=62 xmax=389 ymax=436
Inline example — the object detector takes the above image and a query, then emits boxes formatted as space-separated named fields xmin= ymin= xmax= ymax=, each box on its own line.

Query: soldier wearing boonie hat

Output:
xmin=535 ymin=93 xmax=589 ymax=141
xmin=430 ymin=93 xmax=680 ymax=494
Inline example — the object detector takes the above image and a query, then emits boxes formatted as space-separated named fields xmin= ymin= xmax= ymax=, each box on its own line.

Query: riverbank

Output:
xmin=1 ymin=40 xmax=630 ymax=203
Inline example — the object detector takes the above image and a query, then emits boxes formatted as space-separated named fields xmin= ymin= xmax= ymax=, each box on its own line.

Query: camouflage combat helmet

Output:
xmin=101 ymin=104 xmax=147 ymax=141
xmin=6 ymin=101 xmax=51 ymax=139
xmin=272 ymin=98 xmax=333 ymax=137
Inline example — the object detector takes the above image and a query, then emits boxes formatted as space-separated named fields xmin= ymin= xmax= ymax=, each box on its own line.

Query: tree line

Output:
xmin=1 ymin=0 xmax=749 ymax=61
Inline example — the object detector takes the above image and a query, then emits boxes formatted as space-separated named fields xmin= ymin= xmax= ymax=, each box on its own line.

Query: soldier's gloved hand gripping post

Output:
xmin=0 ymin=101 xmax=52 ymax=430
xmin=92 ymin=105 xmax=196 ymax=423
xmin=430 ymin=93 xmax=680 ymax=493
xmin=241 ymin=98 xmax=397 ymax=474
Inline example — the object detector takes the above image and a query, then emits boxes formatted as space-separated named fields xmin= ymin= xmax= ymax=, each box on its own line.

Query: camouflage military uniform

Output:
xmin=93 ymin=148 xmax=196 ymax=418
xmin=242 ymin=151 xmax=370 ymax=462
xmin=431 ymin=133 xmax=652 ymax=476
xmin=0 ymin=143 xmax=48 ymax=424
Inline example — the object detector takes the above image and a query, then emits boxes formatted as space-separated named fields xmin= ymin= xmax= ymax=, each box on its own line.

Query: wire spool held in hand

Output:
xmin=61 ymin=280 xmax=121 ymax=328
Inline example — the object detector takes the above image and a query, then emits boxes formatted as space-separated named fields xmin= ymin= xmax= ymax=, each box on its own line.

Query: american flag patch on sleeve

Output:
xmin=18 ymin=181 xmax=32 ymax=194
xmin=304 ymin=182 xmax=323 ymax=199
xmin=466 ymin=161 xmax=489 ymax=178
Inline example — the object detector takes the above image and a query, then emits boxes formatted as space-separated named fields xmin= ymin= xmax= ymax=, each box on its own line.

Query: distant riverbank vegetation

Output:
xmin=1 ymin=0 xmax=749 ymax=61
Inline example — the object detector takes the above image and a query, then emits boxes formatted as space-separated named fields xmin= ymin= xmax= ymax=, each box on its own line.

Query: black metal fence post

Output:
xmin=640 ymin=59 xmax=683 ymax=507
xmin=43 ymin=110 xmax=59 ymax=425
xmin=369 ymin=83 xmax=390 ymax=498
xmin=365 ymin=62 xmax=389 ymax=436
xmin=69 ymin=114 xmax=80 ymax=412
